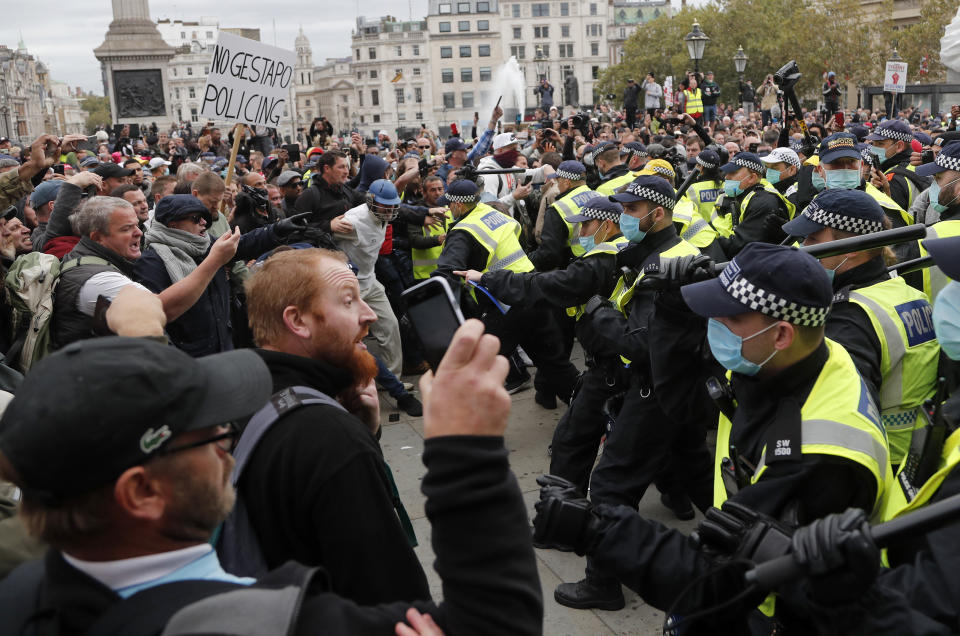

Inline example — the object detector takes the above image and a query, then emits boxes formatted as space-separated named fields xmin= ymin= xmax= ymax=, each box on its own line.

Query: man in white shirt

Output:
xmin=476 ymin=133 xmax=555 ymax=218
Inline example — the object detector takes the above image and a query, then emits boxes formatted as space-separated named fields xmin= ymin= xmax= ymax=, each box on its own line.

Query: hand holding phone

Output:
xmin=402 ymin=278 xmax=466 ymax=370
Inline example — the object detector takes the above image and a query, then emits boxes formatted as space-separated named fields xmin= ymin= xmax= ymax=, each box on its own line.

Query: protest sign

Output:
xmin=884 ymin=61 xmax=908 ymax=93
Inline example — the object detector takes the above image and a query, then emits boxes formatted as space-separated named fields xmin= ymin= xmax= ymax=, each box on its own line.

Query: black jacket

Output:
xmin=881 ymin=150 xmax=931 ymax=213
xmin=622 ymin=84 xmax=640 ymax=109
xmin=716 ymin=183 xmax=790 ymax=258
xmin=0 ymin=437 xmax=542 ymax=636
xmin=527 ymin=187 xmax=582 ymax=271
xmin=294 ymin=177 xmax=365 ymax=234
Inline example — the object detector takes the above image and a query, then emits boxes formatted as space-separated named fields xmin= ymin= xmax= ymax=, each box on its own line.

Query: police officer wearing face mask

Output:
xmin=865 ymin=120 xmax=931 ymax=212
xmin=915 ymin=141 xmax=960 ymax=303
xmin=782 ymin=189 xmax=940 ymax=465
xmin=592 ymin=142 xmax=635 ymax=197
xmin=759 ymin=147 xmax=802 ymax=209
xmin=713 ymin=152 xmax=794 ymax=258
xmin=528 ymin=161 xmax=599 ymax=272
xmin=534 ymin=243 xmax=893 ymax=631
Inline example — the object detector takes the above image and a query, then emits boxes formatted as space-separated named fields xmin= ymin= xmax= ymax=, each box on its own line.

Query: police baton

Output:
xmin=888 ymin=255 xmax=934 ymax=277
xmin=675 ymin=166 xmax=701 ymax=202
xmin=745 ymin=491 xmax=960 ymax=591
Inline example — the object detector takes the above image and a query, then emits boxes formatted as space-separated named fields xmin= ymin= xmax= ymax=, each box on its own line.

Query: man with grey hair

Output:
xmin=51 ymin=196 xmax=241 ymax=349
xmin=0 ymin=157 xmax=19 ymax=174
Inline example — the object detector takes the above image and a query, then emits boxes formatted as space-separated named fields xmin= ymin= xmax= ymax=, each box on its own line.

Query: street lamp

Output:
xmin=684 ymin=22 xmax=709 ymax=75
xmin=733 ymin=45 xmax=748 ymax=108
xmin=534 ymin=45 xmax=548 ymax=82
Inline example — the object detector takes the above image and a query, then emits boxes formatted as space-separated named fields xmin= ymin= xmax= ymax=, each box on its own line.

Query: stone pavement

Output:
xmin=379 ymin=345 xmax=701 ymax=636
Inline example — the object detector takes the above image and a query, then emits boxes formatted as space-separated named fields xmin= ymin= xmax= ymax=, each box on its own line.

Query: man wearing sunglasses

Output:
xmin=277 ymin=170 xmax=303 ymax=217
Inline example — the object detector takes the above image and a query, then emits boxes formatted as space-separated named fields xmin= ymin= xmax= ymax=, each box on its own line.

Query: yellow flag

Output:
xmin=391 ymin=71 xmax=403 ymax=83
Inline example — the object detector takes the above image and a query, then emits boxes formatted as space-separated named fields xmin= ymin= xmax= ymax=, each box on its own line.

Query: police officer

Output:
xmin=457 ymin=197 xmax=628 ymax=466
xmin=433 ymin=179 xmax=578 ymax=402
xmin=553 ymin=176 xmax=714 ymax=611
xmin=528 ymin=160 xmax=598 ymax=271
xmin=782 ymin=189 xmax=940 ymax=465
xmin=760 ymin=147 xmax=802 ymax=209
xmin=866 ymin=120 xmax=931 ymax=212
xmin=713 ymin=152 xmax=793 ymax=257
xmin=641 ymin=158 xmax=722 ymax=259
xmin=684 ymin=147 xmax=726 ymax=224
xmin=622 ymin=141 xmax=649 ymax=172
xmin=593 ymin=142 xmax=635 ymax=196
xmin=535 ymin=243 xmax=893 ymax=629
xmin=914 ymin=140 xmax=960 ymax=303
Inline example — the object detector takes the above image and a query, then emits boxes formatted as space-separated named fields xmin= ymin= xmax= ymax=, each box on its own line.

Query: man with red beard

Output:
xmin=238 ymin=247 xmax=430 ymax=606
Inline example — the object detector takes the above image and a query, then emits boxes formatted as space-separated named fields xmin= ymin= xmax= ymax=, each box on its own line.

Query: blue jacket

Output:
xmin=134 ymin=226 xmax=278 ymax=357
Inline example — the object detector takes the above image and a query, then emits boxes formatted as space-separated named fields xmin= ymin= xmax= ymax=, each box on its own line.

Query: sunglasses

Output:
xmin=157 ymin=423 xmax=239 ymax=456
xmin=418 ymin=145 xmax=430 ymax=150
xmin=183 ymin=214 xmax=206 ymax=224
xmin=285 ymin=181 xmax=302 ymax=188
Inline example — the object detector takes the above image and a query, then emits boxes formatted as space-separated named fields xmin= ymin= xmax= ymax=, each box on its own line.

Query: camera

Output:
xmin=606 ymin=93 xmax=616 ymax=101
xmin=922 ymin=149 xmax=936 ymax=164
xmin=773 ymin=60 xmax=801 ymax=93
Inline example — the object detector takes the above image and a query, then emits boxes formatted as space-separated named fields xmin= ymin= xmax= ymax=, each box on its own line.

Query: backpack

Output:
xmin=4 ymin=254 xmax=110 ymax=373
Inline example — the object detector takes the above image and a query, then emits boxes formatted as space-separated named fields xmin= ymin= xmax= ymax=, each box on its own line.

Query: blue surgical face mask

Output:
xmin=723 ymin=179 xmax=743 ymax=198
xmin=811 ymin=170 xmax=826 ymax=192
xmin=707 ymin=318 xmax=779 ymax=376
xmin=579 ymin=223 xmax=605 ymax=252
xmin=620 ymin=209 xmax=654 ymax=243
xmin=929 ymin=176 xmax=960 ymax=214
xmin=824 ymin=168 xmax=861 ymax=190
xmin=869 ymin=145 xmax=888 ymax=162
xmin=934 ymin=281 xmax=960 ymax=360
xmin=825 ymin=256 xmax=849 ymax=283
xmin=765 ymin=168 xmax=782 ymax=185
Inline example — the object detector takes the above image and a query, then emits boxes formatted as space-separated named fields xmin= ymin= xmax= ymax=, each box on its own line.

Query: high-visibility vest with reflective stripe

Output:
xmin=864 ymin=182 xmax=912 ymax=226
xmin=551 ymin=185 xmax=599 ymax=259
xmin=411 ymin=209 xmax=451 ymax=279
xmin=884 ymin=163 xmax=924 ymax=209
xmin=683 ymin=88 xmax=703 ymax=115
xmin=673 ymin=198 xmax=719 ymax=249
xmin=714 ymin=338 xmax=892 ymax=515
xmin=919 ymin=219 xmax=960 ymax=303
xmin=449 ymin=203 xmax=534 ymax=275
xmin=845 ymin=277 xmax=940 ymax=465
xmin=712 ymin=181 xmax=796 ymax=238
xmin=687 ymin=180 xmax=722 ymax=223
xmin=883 ymin=427 xmax=960 ymax=523
xmin=567 ymin=235 xmax=629 ymax=318
xmin=596 ymin=172 xmax=635 ymax=197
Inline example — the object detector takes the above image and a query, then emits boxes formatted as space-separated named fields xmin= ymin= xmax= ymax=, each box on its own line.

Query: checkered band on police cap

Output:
xmin=789 ymin=138 xmax=803 ymax=152
xmin=624 ymin=180 xmax=675 ymax=210
xmin=934 ymin=151 xmax=960 ymax=173
xmin=696 ymin=155 xmax=718 ymax=169
xmin=445 ymin=180 xmax=480 ymax=203
xmin=580 ymin=204 xmax=622 ymax=221
xmin=650 ymin=164 xmax=674 ymax=178
xmin=722 ymin=270 xmax=830 ymax=327
xmin=591 ymin=142 xmax=616 ymax=162
xmin=802 ymin=199 xmax=883 ymax=235
xmin=555 ymin=160 xmax=586 ymax=180
xmin=857 ymin=144 xmax=873 ymax=163
xmin=874 ymin=123 xmax=914 ymax=143
xmin=733 ymin=156 xmax=764 ymax=174
xmin=444 ymin=192 xmax=479 ymax=203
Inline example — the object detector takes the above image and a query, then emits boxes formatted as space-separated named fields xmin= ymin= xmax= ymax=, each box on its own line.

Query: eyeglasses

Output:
xmin=157 ymin=423 xmax=239 ymax=456
xmin=286 ymin=181 xmax=302 ymax=188
xmin=418 ymin=145 xmax=431 ymax=150
xmin=185 ymin=214 xmax=205 ymax=224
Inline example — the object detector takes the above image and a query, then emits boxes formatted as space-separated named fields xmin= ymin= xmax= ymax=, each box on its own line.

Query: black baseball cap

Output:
xmin=92 ymin=163 xmax=135 ymax=179
xmin=0 ymin=337 xmax=271 ymax=502
xmin=922 ymin=236 xmax=960 ymax=280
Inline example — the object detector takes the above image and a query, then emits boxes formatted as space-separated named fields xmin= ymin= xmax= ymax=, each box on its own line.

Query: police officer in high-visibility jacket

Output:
xmin=528 ymin=160 xmax=598 ymax=272
xmin=622 ymin=141 xmax=649 ymax=172
xmin=409 ymin=175 xmax=451 ymax=280
xmin=553 ymin=176 xmax=715 ymax=611
xmin=760 ymin=147 xmax=802 ymax=209
xmin=535 ymin=244 xmax=892 ymax=630
xmin=457 ymin=197 xmax=628 ymax=474
xmin=593 ymin=142 xmax=635 ymax=197
xmin=684 ymin=147 xmax=725 ymax=224
xmin=866 ymin=120 xmax=931 ymax=212
xmin=713 ymin=152 xmax=793 ymax=257
xmin=782 ymin=189 xmax=940 ymax=465
xmin=914 ymin=141 xmax=960 ymax=303
xmin=433 ymin=179 xmax=579 ymax=402
xmin=641 ymin=158 xmax=723 ymax=259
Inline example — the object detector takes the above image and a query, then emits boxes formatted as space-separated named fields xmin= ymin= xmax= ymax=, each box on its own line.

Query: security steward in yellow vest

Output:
xmin=551 ymin=176 xmax=715 ymax=611
xmin=409 ymin=175 xmax=451 ymax=279
xmin=457 ymin=197 xmax=629 ymax=483
xmin=866 ymin=120 xmax=931 ymax=213
xmin=534 ymin=243 xmax=892 ymax=631
xmin=528 ymin=160 xmax=597 ymax=271
xmin=713 ymin=152 xmax=793 ymax=258
xmin=593 ymin=142 xmax=635 ymax=197
xmin=433 ymin=179 xmax=579 ymax=403
xmin=783 ymin=189 xmax=940 ymax=466
xmin=682 ymin=79 xmax=704 ymax=121
xmin=915 ymin=141 xmax=960 ymax=304
xmin=751 ymin=235 xmax=960 ymax=635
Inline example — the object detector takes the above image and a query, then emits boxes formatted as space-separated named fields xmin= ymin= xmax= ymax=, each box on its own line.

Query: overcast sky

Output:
xmin=7 ymin=1 xmax=431 ymax=95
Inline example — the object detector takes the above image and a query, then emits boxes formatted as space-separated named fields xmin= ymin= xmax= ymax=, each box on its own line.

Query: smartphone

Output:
xmin=283 ymin=143 xmax=301 ymax=163
xmin=834 ymin=111 xmax=844 ymax=127
xmin=52 ymin=164 xmax=64 ymax=175
xmin=401 ymin=277 xmax=465 ymax=370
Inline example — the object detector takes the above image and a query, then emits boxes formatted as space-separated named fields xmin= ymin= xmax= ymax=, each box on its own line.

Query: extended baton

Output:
xmin=745 ymin=491 xmax=960 ymax=591
xmin=888 ymin=255 xmax=934 ymax=276
xmin=675 ymin=166 xmax=701 ymax=202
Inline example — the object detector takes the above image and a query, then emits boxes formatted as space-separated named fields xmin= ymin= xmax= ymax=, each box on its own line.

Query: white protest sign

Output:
xmin=200 ymin=32 xmax=296 ymax=127
xmin=884 ymin=61 xmax=908 ymax=93
xmin=664 ymin=76 xmax=674 ymax=107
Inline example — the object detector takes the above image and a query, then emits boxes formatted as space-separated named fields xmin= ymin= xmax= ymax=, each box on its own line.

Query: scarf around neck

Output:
xmin=144 ymin=222 xmax=211 ymax=283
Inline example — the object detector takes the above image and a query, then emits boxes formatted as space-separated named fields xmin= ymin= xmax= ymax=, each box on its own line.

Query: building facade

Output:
xmin=48 ymin=81 xmax=87 ymax=136
xmin=607 ymin=0 xmax=671 ymax=66
xmin=0 ymin=42 xmax=52 ymax=143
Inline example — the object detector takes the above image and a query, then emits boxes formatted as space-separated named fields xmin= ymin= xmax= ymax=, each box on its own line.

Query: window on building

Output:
xmin=395 ymin=88 xmax=405 ymax=104
xmin=187 ymin=66 xmax=193 ymax=76
xmin=561 ymin=25 xmax=570 ymax=38
xmin=532 ymin=3 xmax=549 ymax=17
xmin=359 ymin=90 xmax=364 ymax=106
xmin=559 ymin=43 xmax=573 ymax=58
xmin=537 ymin=44 xmax=550 ymax=57
xmin=305 ymin=99 xmax=311 ymax=106
xmin=373 ymin=114 xmax=380 ymax=123
xmin=534 ymin=26 xmax=549 ymax=38
xmin=461 ymin=68 xmax=473 ymax=82
xmin=372 ymin=89 xmax=379 ymax=106
xmin=513 ymin=26 xmax=522 ymax=39
xmin=477 ymin=1 xmax=490 ymax=11
xmin=443 ymin=92 xmax=455 ymax=108
xmin=439 ymin=3 xmax=452 ymax=13
xmin=587 ymin=23 xmax=602 ymax=37
xmin=415 ymin=87 xmax=423 ymax=102
xmin=458 ymin=20 xmax=470 ymax=31
xmin=369 ymin=47 xmax=377 ymax=59
xmin=360 ymin=115 xmax=365 ymax=123
xmin=413 ymin=45 xmax=420 ymax=55
xmin=479 ymin=66 xmax=492 ymax=81
xmin=458 ymin=2 xmax=470 ymax=11
xmin=462 ymin=91 xmax=474 ymax=108
xmin=190 ymin=107 xmax=198 ymax=122
xmin=479 ymin=44 xmax=490 ymax=56
xmin=590 ymin=3 xmax=598 ymax=16
xmin=341 ymin=95 xmax=348 ymax=103
xmin=441 ymin=46 xmax=453 ymax=58
xmin=416 ymin=111 xmax=424 ymax=120
xmin=174 ymin=88 xmax=180 ymax=99
xmin=512 ymin=4 xmax=520 ymax=17
xmin=172 ymin=67 xmax=177 ymax=76
xmin=442 ymin=68 xmax=454 ymax=83
xmin=396 ymin=46 xmax=403 ymax=56
xmin=439 ymin=21 xmax=451 ymax=32
xmin=370 ymin=69 xmax=378 ymax=78
xmin=478 ymin=20 xmax=489 ymax=30
xmin=206 ymin=31 xmax=213 ymax=38
xmin=592 ymin=65 xmax=599 ymax=79
xmin=460 ymin=45 xmax=472 ymax=57
xmin=560 ymin=2 xmax=569 ymax=16
xmin=591 ymin=42 xmax=599 ymax=56
xmin=510 ymin=45 xmax=526 ymax=59
xmin=188 ymin=87 xmax=195 ymax=98
xmin=204 ymin=66 xmax=209 ymax=74
xmin=413 ymin=67 xmax=421 ymax=76
xmin=357 ymin=71 xmax=362 ymax=79
xmin=355 ymin=49 xmax=360 ymax=60
xmin=180 ymin=31 xmax=186 ymax=38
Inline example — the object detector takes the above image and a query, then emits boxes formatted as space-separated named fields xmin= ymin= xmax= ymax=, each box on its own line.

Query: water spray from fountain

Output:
xmin=479 ymin=56 xmax=527 ymax=129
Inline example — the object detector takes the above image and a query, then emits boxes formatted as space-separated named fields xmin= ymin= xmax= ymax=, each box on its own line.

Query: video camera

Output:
xmin=772 ymin=60 xmax=801 ymax=93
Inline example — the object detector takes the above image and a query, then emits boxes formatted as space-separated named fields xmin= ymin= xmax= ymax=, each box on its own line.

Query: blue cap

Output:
xmin=367 ymin=179 xmax=402 ymax=205
xmin=720 ymin=151 xmax=764 ymax=175
xmin=154 ymin=194 xmax=212 ymax=226
xmin=609 ymin=175 xmax=676 ymax=210
xmin=622 ymin=141 xmax=648 ymax=158
xmin=79 ymin=156 xmax=100 ymax=168
xmin=590 ymin=141 xmax=617 ymax=162
xmin=916 ymin=140 xmax=960 ymax=177
xmin=695 ymin=148 xmax=721 ymax=170
xmin=915 ymin=132 xmax=934 ymax=147
xmin=236 ymin=154 xmax=248 ymax=164
xmin=199 ymin=152 xmax=216 ymax=159
xmin=445 ymin=137 xmax=469 ymax=154
xmin=921 ymin=236 xmax=960 ymax=279
xmin=30 ymin=180 xmax=64 ymax=209
xmin=681 ymin=243 xmax=832 ymax=326
xmin=788 ymin=138 xmax=804 ymax=153
xmin=847 ymin=124 xmax=870 ymax=142
xmin=783 ymin=189 xmax=885 ymax=238
xmin=262 ymin=156 xmax=278 ymax=169
xmin=818 ymin=133 xmax=861 ymax=164
xmin=438 ymin=179 xmax=480 ymax=205
xmin=555 ymin=160 xmax=586 ymax=180
xmin=865 ymin=119 xmax=913 ymax=143
xmin=566 ymin=196 xmax=623 ymax=223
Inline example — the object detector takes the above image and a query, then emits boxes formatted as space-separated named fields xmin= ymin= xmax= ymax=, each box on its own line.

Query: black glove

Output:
xmin=532 ymin=475 xmax=604 ymax=555
xmin=790 ymin=508 xmax=879 ymax=606
xmin=272 ymin=212 xmax=313 ymax=238
xmin=582 ymin=294 xmax=614 ymax=319
xmin=640 ymin=254 xmax=715 ymax=291
xmin=693 ymin=500 xmax=793 ymax=564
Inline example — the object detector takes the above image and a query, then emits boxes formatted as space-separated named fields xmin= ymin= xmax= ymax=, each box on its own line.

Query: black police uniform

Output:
xmin=880 ymin=149 xmax=931 ymax=213
xmin=715 ymin=182 xmax=790 ymax=258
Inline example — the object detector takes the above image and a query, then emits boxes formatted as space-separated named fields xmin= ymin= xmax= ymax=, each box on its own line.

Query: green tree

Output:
xmin=889 ymin=0 xmax=960 ymax=83
xmin=80 ymin=95 xmax=111 ymax=134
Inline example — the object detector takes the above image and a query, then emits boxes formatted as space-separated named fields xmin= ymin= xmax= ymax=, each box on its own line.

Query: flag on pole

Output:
xmin=391 ymin=71 xmax=403 ymax=83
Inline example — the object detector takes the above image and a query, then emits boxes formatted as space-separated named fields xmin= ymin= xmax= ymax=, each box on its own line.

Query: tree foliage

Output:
xmin=600 ymin=0 xmax=960 ymax=108
xmin=80 ymin=95 xmax=111 ymax=134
